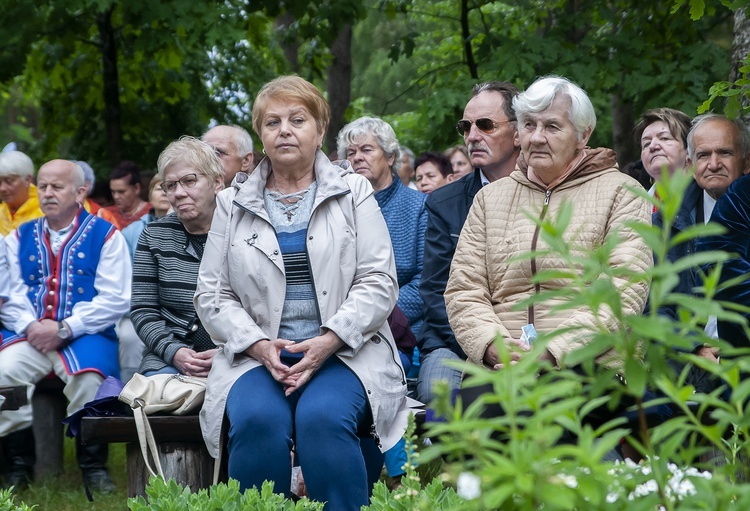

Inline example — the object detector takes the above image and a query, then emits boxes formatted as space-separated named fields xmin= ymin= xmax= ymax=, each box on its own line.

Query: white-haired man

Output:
xmin=0 ymin=151 xmax=42 ymax=235
xmin=201 ymin=124 xmax=254 ymax=186
xmin=0 ymin=159 xmax=131 ymax=492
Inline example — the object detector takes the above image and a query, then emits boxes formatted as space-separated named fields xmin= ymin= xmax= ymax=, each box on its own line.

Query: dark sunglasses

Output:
xmin=456 ymin=118 xmax=512 ymax=136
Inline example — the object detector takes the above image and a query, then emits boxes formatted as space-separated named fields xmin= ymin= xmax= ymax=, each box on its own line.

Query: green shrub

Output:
xmin=128 ymin=478 xmax=324 ymax=511
xmin=0 ymin=489 xmax=35 ymax=511
xmin=419 ymin=171 xmax=750 ymax=510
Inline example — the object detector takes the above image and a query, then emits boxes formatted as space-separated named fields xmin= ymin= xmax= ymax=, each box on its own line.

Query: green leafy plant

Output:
xmin=363 ymin=416 xmax=463 ymax=511
xmin=127 ymin=478 xmax=324 ymax=511
xmin=419 ymin=171 xmax=750 ymax=510
xmin=0 ymin=489 xmax=35 ymax=511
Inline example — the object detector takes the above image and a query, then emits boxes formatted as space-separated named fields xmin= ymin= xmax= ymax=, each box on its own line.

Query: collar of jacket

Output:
xmin=373 ymin=174 xmax=403 ymax=207
xmin=513 ymin=147 xmax=618 ymax=192
xmin=232 ymin=149 xmax=352 ymax=217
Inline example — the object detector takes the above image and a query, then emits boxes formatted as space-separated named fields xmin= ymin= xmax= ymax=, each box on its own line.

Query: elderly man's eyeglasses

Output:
xmin=160 ymin=174 xmax=200 ymax=194
xmin=456 ymin=118 xmax=512 ymax=136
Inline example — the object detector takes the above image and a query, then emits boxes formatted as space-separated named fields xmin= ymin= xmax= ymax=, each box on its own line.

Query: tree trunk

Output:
xmin=611 ymin=91 xmax=635 ymax=168
xmin=460 ymin=0 xmax=478 ymax=79
xmin=731 ymin=6 xmax=750 ymax=125
xmin=325 ymin=24 xmax=352 ymax=156
xmin=276 ymin=12 xmax=300 ymax=73
xmin=97 ymin=7 xmax=123 ymax=168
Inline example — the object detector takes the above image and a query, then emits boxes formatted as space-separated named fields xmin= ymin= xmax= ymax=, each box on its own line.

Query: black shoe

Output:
xmin=82 ymin=469 xmax=116 ymax=494
xmin=2 ymin=467 xmax=32 ymax=491
xmin=2 ymin=427 xmax=35 ymax=491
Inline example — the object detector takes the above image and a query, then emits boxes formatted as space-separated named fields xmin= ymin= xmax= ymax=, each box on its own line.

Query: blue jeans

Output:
xmin=417 ymin=347 xmax=463 ymax=405
xmin=226 ymin=357 xmax=384 ymax=510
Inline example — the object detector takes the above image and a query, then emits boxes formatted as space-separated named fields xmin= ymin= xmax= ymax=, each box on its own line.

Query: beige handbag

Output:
xmin=118 ymin=373 xmax=207 ymax=478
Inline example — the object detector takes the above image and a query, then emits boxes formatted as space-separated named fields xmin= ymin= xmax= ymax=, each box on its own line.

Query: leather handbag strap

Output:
xmin=133 ymin=403 xmax=165 ymax=478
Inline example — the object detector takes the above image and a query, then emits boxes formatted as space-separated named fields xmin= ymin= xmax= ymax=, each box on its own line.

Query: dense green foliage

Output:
xmin=0 ymin=0 xmax=737 ymax=178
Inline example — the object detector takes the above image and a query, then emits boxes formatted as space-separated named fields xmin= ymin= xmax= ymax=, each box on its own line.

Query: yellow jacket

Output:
xmin=0 ymin=184 xmax=43 ymax=236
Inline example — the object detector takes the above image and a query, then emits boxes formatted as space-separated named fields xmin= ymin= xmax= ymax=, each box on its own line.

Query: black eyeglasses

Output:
xmin=456 ymin=118 xmax=512 ymax=136
xmin=160 ymin=174 xmax=200 ymax=194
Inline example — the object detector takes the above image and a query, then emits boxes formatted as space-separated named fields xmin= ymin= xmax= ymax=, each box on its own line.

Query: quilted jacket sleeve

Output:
xmin=445 ymin=189 xmax=513 ymax=365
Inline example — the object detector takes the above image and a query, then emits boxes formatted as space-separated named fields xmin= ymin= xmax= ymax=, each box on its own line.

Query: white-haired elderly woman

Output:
xmin=445 ymin=76 xmax=651 ymax=392
xmin=337 ymin=116 xmax=427 ymax=482
xmin=130 ymin=137 xmax=223 ymax=377
xmin=337 ymin=117 xmax=427 ymax=345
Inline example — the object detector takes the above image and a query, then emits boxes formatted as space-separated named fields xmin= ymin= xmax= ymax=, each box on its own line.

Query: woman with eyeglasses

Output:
xmin=445 ymin=76 xmax=651 ymax=411
xmin=130 ymin=136 xmax=223 ymax=377
xmin=194 ymin=77 xmax=410 ymax=510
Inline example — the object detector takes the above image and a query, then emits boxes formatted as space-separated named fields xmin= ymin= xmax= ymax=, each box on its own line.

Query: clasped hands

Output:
xmin=483 ymin=338 xmax=555 ymax=370
xmin=247 ymin=330 xmax=345 ymax=396
xmin=25 ymin=319 xmax=64 ymax=354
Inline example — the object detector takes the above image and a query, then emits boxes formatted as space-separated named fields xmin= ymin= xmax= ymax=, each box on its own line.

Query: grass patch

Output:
xmin=11 ymin=437 xmax=128 ymax=510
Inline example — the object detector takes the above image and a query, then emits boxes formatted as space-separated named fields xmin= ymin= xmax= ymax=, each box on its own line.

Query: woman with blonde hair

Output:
xmin=195 ymin=76 xmax=409 ymax=510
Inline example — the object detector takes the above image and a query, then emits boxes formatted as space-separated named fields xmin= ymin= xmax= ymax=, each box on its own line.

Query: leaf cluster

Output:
xmin=420 ymin=170 xmax=750 ymax=509
xmin=127 ymin=478 xmax=323 ymax=511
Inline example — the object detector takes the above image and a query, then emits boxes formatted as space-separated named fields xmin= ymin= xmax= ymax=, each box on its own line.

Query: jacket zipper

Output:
xmin=383 ymin=334 xmax=407 ymax=384
xmin=528 ymin=189 xmax=552 ymax=326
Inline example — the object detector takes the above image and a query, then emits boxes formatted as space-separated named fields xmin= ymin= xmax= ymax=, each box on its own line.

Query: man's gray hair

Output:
xmin=75 ymin=161 xmax=96 ymax=188
xmin=687 ymin=113 xmax=750 ymax=161
xmin=202 ymin=125 xmax=253 ymax=156
xmin=337 ymin=116 xmax=401 ymax=174
xmin=70 ymin=162 xmax=86 ymax=188
xmin=513 ymin=75 xmax=596 ymax=141
xmin=0 ymin=151 xmax=34 ymax=179
xmin=228 ymin=125 xmax=253 ymax=156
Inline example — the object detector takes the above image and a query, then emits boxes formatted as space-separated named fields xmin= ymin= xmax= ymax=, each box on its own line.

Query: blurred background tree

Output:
xmin=0 ymin=0 xmax=744 ymax=179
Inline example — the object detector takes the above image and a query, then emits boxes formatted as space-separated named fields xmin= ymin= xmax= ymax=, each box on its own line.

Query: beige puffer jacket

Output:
xmin=445 ymin=148 xmax=651 ymax=368
xmin=194 ymin=151 xmax=410 ymax=458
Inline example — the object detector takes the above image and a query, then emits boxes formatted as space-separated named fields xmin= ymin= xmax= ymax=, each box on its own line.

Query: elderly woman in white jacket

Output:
xmin=194 ymin=76 xmax=409 ymax=510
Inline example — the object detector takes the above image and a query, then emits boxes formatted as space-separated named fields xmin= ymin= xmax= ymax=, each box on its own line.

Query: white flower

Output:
xmin=606 ymin=493 xmax=619 ymax=503
xmin=559 ymin=474 xmax=578 ymax=489
xmin=631 ymin=479 xmax=659 ymax=498
xmin=457 ymin=472 xmax=482 ymax=500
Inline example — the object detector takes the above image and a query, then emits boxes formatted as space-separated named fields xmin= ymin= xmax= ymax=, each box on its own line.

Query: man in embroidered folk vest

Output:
xmin=0 ymin=160 xmax=131 ymax=492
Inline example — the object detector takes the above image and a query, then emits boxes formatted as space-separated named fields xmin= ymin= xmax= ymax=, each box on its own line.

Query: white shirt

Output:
xmin=479 ymin=170 xmax=491 ymax=187
xmin=1 ymin=223 xmax=132 ymax=338
xmin=703 ymin=190 xmax=718 ymax=339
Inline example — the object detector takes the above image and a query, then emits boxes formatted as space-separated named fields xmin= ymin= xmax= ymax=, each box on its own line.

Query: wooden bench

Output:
xmin=80 ymin=415 xmax=217 ymax=497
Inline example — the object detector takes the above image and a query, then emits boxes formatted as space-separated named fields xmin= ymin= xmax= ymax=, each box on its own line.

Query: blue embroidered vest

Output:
xmin=13 ymin=208 xmax=119 ymax=376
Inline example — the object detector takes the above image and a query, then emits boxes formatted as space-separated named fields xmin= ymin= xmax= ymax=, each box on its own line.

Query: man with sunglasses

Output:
xmin=416 ymin=81 xmax=521 ymax=405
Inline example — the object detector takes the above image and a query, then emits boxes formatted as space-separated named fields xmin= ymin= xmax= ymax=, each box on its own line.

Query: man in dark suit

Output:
xmin=417 ymin=81 xmax=521 ymax=404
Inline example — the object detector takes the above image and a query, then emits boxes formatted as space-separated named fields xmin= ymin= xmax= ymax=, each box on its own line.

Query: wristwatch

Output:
xmin=57 ymin=321 xmax=72 ymax=341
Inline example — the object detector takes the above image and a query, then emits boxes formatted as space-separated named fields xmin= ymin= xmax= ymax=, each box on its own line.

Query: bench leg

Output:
xmin=31 ymin=390 xmax=65 ymax=479
xmin=125 ymin=442 xmax=214 ymax=498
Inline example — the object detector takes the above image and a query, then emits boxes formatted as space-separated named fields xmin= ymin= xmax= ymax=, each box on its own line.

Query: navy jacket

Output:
xmin=698 ymin=175 xmax=750 ymax=348
xmin=417 ymin=169 xmax=483 ymax=358
xmin=652 ymin=179 xmax=705 ymax=322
